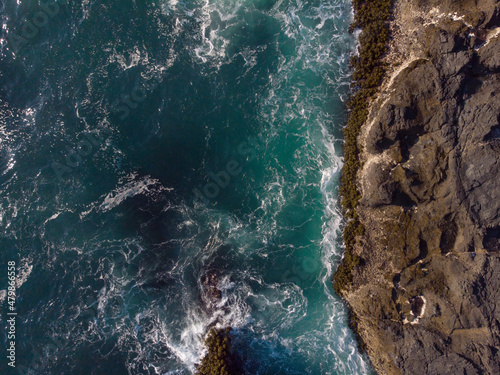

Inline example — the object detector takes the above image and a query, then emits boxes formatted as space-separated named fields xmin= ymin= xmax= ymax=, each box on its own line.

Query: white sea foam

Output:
xmin=192 ymin=0 xmax=236 ymax=66
xmin=16 ymin=258 xmax=33 ymax=289
xmin=99 ymin=174 xmax=173 ymax=212
xmin=108 ymin=45 xmax=146 ymax=70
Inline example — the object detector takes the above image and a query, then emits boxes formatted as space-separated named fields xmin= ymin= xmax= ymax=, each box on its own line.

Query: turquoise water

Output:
xmin=0 ymin=0 xmax=373 ymax=374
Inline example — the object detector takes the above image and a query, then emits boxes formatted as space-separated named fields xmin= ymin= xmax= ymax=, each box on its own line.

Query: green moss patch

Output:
xmin=195 ymin=327 xmax=243 ymax=375
xmin=334 ymin=0 xmax=394 ymax=295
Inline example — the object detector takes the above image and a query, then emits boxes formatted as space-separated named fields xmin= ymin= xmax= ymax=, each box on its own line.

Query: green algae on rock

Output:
xmin=195 ymin=328 xmax=243 ymax=375
xmin=335 ymin=0 xmax=394 ymax=295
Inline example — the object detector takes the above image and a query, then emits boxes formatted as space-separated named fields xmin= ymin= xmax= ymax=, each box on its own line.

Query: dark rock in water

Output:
xmin=337 ymin=1 xmax=500 ymax=374
xmin=200 ymin=270 xmax=223 ymax=313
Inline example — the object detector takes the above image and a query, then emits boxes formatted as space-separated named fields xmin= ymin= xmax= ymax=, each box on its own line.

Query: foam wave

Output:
xmin=99 ymin=174 xmax=173 ymax=212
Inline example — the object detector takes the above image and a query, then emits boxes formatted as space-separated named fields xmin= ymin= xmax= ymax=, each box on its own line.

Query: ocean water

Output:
xmin=0 ymin=0 xmax=373 ymax=374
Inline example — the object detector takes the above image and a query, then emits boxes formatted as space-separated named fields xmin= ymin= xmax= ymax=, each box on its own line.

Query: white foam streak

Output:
xmin=100 ymin=174 xmax=173 ymax=212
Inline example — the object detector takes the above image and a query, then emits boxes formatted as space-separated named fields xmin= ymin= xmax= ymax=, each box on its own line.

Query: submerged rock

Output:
xmin=200 ymin=270 xmax=223 ymax=312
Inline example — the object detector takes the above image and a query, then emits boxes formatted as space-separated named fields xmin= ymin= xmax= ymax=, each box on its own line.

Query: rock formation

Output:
xmin=337 ymin=1 xmax=500 ymax=373
xmin=200 ymin=270 xmax=223 ymax=313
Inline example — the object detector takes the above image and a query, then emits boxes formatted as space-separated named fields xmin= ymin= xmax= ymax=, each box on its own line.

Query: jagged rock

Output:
xmin=341 ymin=1 xmax=500 ymax=374
xmin=200 ymin=270 xmax=223 ymax=312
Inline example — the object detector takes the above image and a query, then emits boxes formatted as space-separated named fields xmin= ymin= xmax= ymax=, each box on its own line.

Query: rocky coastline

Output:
xmin=335 ymin=0 xmax=500 ymax=374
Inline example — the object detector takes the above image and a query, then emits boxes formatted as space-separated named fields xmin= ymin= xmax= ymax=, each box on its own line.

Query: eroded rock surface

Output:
xmin=344 ymin=1 xmax=500 ymax=374
xmin=200 ymin=270 xmax=223 ymax=312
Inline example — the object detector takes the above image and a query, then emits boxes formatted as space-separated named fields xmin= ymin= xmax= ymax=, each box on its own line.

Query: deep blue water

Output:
xmin=0 ymin=0 xmax=373 ymax=374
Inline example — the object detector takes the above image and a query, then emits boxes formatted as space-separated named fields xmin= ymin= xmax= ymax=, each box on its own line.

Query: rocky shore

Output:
xmin=335 ymin=0 xmax=500 ymax=374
